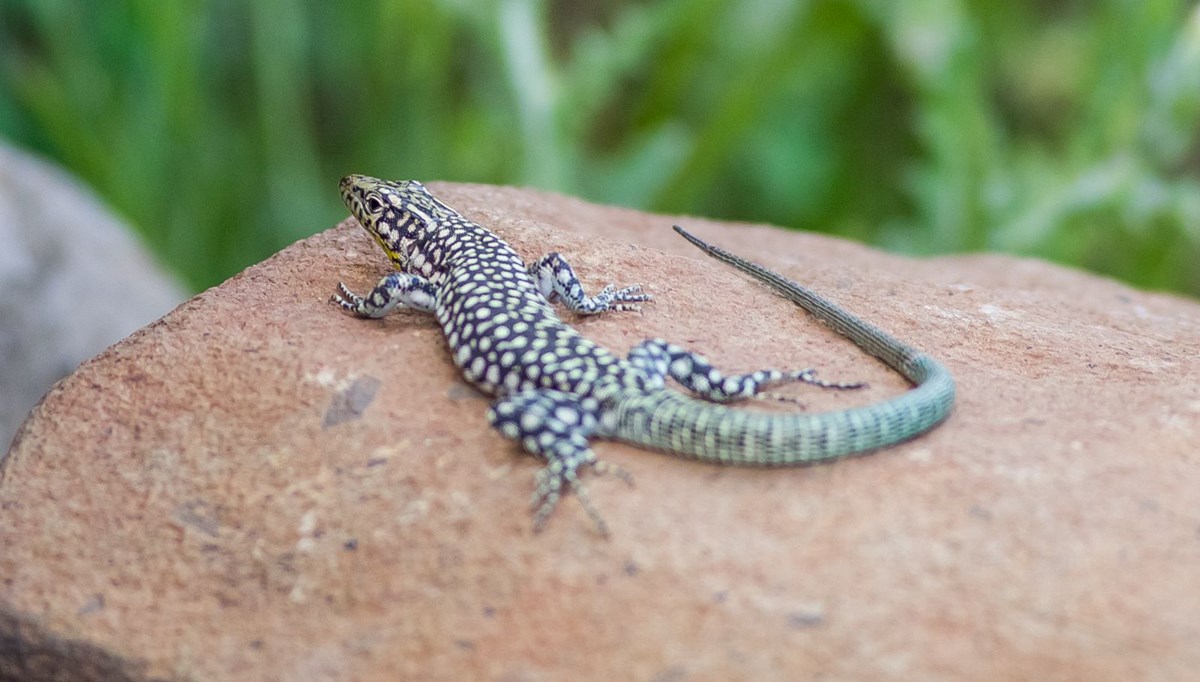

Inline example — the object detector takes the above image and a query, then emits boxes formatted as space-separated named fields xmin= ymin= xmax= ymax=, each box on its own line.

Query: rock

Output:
xmin=0 ymin=144 xmax=186 ymax=454
xmin=2 ymin=182 xmax=1198 ymax=680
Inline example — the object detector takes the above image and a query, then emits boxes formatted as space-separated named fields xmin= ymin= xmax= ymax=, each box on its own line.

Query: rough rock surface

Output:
xmin=2 ymin=182 xmax=1198 ymax=680
xmin=0 ymin=144 xmax=186 ymax=453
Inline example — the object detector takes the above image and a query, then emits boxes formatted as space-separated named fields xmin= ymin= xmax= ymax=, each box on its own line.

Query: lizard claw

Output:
xmin=594 ymin=284 xmax=653 ymax=313
xmin=531 ymin=455 xmax=611 ymax=536
xmin=330 ymin=282 xmax=365 ymax=311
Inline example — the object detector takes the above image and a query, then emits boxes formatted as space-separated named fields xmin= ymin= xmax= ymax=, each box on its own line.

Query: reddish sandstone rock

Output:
xmin=2 ymin=182 xmax=1199 ymax=680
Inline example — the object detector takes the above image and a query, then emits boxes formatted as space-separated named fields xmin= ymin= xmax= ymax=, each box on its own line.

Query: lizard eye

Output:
xmin=365 ymin=196 xmax=384 ymax=213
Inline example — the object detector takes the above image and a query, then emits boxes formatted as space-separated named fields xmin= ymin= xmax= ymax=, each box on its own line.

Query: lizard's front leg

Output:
xmin=331 ymin=273 xmax=438 ymax=318
xmin=528 ymin=252 xmax=651 ymax=314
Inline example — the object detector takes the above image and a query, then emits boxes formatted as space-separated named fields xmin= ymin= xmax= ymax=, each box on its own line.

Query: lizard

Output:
xmin=331 ymin=175 xmax=956 ymax=533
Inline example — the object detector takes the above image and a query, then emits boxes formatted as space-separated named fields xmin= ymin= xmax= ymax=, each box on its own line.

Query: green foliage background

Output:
xmin=1 ymin=0 xmax=1198 ymax=296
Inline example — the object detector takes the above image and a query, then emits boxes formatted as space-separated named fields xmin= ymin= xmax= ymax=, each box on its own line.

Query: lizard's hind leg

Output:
xmin=627 ymin=339 xmax=866 ymax=404
xmin=487 ymin=389 xmax=631 ymax=534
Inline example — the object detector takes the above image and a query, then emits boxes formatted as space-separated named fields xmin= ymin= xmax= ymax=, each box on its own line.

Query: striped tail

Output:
xmin=604 ymin=227 xmax=955 ymax=465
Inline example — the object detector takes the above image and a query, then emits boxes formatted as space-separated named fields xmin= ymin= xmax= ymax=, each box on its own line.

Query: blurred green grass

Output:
xmin=1 ymin=0 xmax=1197 ymax=296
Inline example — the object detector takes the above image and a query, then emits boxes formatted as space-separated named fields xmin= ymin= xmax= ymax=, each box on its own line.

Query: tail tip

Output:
xmin=672 ymin=224 xmax=708 ymax=251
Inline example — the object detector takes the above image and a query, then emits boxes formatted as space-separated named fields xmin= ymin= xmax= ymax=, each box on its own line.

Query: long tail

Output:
xmin=603 ymin=226 xmax=956 ymax=465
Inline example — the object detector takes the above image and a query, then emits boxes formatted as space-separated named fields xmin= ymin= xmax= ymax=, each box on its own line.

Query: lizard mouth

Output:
xmin=339 ymin=174 xmax=369 ymax=214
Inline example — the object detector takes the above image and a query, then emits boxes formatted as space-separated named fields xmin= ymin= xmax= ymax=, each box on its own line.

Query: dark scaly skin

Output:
xmin=332 ymin=176 xmax=955 ymax=533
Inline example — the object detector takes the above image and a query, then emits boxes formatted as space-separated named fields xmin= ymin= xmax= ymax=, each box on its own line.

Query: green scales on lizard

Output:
xmin=332 ymin=176 xmax=956 ymax=533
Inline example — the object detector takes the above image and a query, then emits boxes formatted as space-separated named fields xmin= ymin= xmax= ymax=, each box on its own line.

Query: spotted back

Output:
xmin=339 ymin=175 xmax=637 ymax=400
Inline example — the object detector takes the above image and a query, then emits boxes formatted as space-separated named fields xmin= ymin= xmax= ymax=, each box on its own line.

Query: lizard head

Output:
xmin=339 ymin=175 xmax=450 ymax=268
